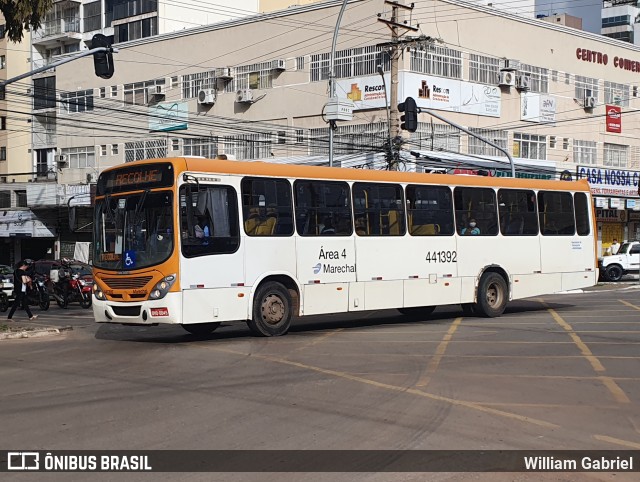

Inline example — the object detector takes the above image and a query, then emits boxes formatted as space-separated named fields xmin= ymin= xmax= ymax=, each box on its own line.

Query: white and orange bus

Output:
xmin=92 ymin=157 xmax=597 ymax=336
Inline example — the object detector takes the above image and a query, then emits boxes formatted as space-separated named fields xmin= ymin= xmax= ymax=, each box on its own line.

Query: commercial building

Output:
xmin=3 ymin=0 xmax=640 ymax=262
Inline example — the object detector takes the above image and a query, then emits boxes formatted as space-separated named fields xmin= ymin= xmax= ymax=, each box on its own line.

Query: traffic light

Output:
xmin=398 ymin=96 xmax=418 ymax=132
xmin=92 ymin=34 xmax=114 ymax=79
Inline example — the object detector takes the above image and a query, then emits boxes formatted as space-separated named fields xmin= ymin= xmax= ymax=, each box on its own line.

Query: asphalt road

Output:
xmin=2 ymin=287 xmax=640 ymax=481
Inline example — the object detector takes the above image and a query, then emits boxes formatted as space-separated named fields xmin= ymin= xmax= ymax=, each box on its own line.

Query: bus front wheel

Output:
xmin=248 ymin=282 xmax=292 ymax=337
xmin=182 ymin=322 xmax=220 ymax=337
xmin=475 ymin=272 xmax=508 ymax=318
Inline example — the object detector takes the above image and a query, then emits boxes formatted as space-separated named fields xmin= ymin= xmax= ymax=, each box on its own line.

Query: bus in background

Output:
xmin=92 ymin=158 xmax=597 ymax=337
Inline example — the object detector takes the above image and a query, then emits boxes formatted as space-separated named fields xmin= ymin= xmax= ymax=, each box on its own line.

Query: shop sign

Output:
xmin=521 ymin=92 xmax=556 ymax=123
xmin=575 ymin=166 xmax=640 ymax=197
xmin=0 ymin=210 xmax=56 ymax=237
xmin=596 ymin=208 xmax=626 ymax=222
xmin=340 ymin=74 xmax=390 ymax=109
xmin=594 ymin=197 xmax=607 ymax=208
xmin=629 ymin=211 xmax=640 ymax=221
xmin=626 ymin=199 xmax=637 ymax=209
xmin=609 ymin=198 xmax=622 ymax=209
xmin=606 ymin=105 xmax=622 ymax=133
xmin=149 ymin=102 xmax=188 ymax=132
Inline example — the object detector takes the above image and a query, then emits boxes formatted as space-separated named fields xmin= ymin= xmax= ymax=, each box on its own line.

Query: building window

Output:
xmin=513 ymin=133 xmax=546 ymax=160
xmin=563 ymin=138 xmax=570 ymax=150
xmin=99 ymin=87 xmax=106 ymax=98
xmin=114 ymin=16 xmax=157 ymax=43
xmin=0 ymin=191 xmax=9 ymax=208
xmin=113 ymin=0 xmax=158 ymax=21
xmin=16 ymin=190 xmax=27 ymax=207
xmin=61 ymin=146 xmax=96 ymax=168
xmin=232 ymin=62 xmax=278 ymax=91
xmin=604 ymin=31 xmax=633 ymax=43
xmin=575 ymin=75 xmax=598 ymax=103
xmin=33 ymin=76 xmax=56 ymax=110
xmin=469 ymin=54 xmax=500 ymax=84
xmin=111 ymin=144 xmax=119 ymax=155
xmin=83 ymin=1 xmax=102 ymax=32
xmin=277 ymin=131 xmax=286 ymax=144
xmin=220 ymin=134 xmax=271 ymax=160
xmin=310 ymin=45 xmax=389 ymax=82
xmin=604 ymin=81 xmax=630 ymax=107
xmin=573 ymin=140 xmax=597 ymax=165
xmin=0 ymin=24 xmax=5 ymax=39
xmin=309 ymin=123 xmax=387 ymax=156
xmin=519 ymin=64 xmax=549 ymax=93
xmin=60 ymin=89 xmax=94 ymax=113
xmin=410 ymin=44 xmax=462 ymax=79
xmin=182 ymin=71 xmax=216 ymax=99
xmin=549 ymin=136 xmax=556 ymax=149
xmin=100 ymin=145 xmax=107 ymax=156
xmin=468 ymin=128 xmax=508 ymax=156
xmin=124 ymin=139 xmax=167 ymax=162
xmin=110 ymin=86 xmax=118 ymax=97
xmin=602 ymin=15 xmax=631 ymax=28
xmin=184 ymin=137 xmax=217 ymax=157
xmin=0 ymin=146 xmax=5 ymax=160
xmin=0 ymin=117 xmax=5 ymax=130
xmin=0 ymin=55 xmax=5 ymax=69
xmin=413 ymin=123 xmax=461 ymax=153
xmin=295 ymin=129 xmax=304 ymax=144
xmin=603 ymin=143 xmax=629 ymax=168
xmin=124 ymin=79 xmax=165 ymax=105
xmin=296 ymin=56 xmax=305 ymax=71
xmin=171 ymin=139 xmax=179 ymax=151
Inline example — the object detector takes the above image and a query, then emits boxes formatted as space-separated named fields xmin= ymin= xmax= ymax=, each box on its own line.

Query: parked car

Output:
xmin=599 ymin=241 xmax=640 ymax=281
xmin=0 ymin=264 xmax=13 ymax=312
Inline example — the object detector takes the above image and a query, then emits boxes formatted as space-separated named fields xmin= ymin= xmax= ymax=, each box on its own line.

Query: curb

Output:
xmin=0 ymin=325 xmax=73 ymax=340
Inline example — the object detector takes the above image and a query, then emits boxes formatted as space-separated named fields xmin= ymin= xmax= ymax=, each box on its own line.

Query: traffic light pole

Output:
xmin=0 ymin=46 xmax=117 ymax=89
xmin=417 ymin=107 xmax=516 ymax=178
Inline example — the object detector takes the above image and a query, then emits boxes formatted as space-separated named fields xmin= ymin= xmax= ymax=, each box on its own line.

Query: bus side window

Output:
xmin=294 ymin=180 xmax=352 ymax=236
xmin=352 ymin=182 xmax=405 ymax=236
xmin=574 ymin=192 xmax=590 ymax=236
xmin=406 ymin=184 xmax=454 ymax=236
xmin=538 ymin=191 xmax=575 ymax=236
xmin=454 ymin=187 xmax=498 ymax=236
xmin=241 ymin=177 xmax=293 ymax=237
xmin=498 ymin=189 xmax=538 ymax=236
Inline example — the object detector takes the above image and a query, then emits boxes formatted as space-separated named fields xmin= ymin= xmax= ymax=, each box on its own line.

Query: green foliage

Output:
xmin=0 ymin=0 xmax=53 ymax=43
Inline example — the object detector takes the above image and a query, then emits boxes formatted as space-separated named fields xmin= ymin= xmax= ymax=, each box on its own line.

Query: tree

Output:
xmin=0 ymin=0 xmax=53 ymax=43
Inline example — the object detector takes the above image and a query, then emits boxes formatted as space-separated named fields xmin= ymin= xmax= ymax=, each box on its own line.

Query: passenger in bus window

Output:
xmin=462 ymin=218 xmax=480 ymax=236
xmin=320 ymin=216 xmax=336 ymax=235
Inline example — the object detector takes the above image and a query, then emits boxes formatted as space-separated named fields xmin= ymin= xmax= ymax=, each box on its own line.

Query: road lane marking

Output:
xmin=593 ymin=434 xmax=640 ymax=449
xmin=205 ymin=345 xmax=559 ymax=429
xmin=546 ymin=307 xmax=631 ymax=404
xmin=415 ymin=317 xmax=462 ymax=388
xmin=290 ymin=329 xmax=343 ymax=355
xmin=619 ymin=299 xmax=640 ymax=311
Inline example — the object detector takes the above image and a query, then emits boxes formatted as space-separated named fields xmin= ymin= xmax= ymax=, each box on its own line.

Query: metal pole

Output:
xmin=377 ymin=65 xmax=392 ymax=159
xmin=419 ymin=108 xmax=516 ymax=178
xmin=0 ymin=47 xmax=117 ymax=88
xmin=328 ymin=0 xmax=350 ymax=168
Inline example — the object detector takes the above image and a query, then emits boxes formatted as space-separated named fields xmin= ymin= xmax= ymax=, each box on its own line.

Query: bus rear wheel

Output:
xmin=182 ymin=322 xmax=221 ymax=337
xmin=397 ymin=306 xmax=435 ymax=318
xmin=247 ymin=282 xmax=292 ymax=337
xmin=475 ymin=272 xmax=508 ymax=318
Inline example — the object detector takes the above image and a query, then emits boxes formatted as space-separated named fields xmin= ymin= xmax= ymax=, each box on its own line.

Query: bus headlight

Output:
xmin=149 ymin=274 xmax=176 ymax=300
xmin=93 ymin=283 xmax=105 ymax=300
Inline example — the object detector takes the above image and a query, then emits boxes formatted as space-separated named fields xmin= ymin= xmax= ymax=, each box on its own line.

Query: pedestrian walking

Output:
xmin=7 ymin=260 xmax=38 ymax=321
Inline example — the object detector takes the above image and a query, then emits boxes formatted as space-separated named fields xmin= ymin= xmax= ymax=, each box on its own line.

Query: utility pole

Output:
xmin=378 ymin=1 xmax=418 ymax=168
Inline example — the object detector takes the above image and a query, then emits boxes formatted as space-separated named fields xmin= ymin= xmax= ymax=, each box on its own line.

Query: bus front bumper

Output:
xmin=93 ymin=292 xmax=181 ymax=325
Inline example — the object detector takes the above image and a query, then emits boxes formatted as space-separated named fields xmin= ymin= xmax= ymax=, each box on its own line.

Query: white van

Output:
xmin=599 ymin=241 xmax=640 ymax=281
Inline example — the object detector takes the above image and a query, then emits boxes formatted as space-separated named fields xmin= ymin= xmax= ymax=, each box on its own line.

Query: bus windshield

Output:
xmin=93 ymin=190 xmax=173 ymax=270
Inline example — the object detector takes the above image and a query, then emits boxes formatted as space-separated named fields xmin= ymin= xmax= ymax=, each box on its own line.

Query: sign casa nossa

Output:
xmin=575 ymin=166 xmax=640 ymax=198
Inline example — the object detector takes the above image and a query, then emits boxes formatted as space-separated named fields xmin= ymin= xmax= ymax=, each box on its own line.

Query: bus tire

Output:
xmin=182 ymin=322 xmax=220 ymax=337
xmin=605 ymin=264 xmax=624 ymax=282
xmin=248 ymin=282 xmax=292 ymax=337
xmin=475 ymin=272 xmax=508 ymax=318
xmin=398 ymin=306 xmax=435 ymax=318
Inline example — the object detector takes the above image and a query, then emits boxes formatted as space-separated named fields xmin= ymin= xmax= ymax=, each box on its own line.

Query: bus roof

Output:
xmin=103 ymin=158 xmax=591 ymax=193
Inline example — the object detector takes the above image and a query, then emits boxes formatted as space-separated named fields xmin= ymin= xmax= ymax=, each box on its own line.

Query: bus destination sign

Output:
xmin=97 ymin=163 xmax=174 ymax=195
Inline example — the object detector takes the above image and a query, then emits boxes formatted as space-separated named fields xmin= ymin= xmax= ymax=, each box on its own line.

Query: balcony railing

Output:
xmin=40 ymin=17 xmax=81 ymax=38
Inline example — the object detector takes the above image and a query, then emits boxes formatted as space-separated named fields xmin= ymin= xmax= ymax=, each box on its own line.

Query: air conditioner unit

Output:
xmin=272 ymin=59 xmax=286 ymax=71
xmin=216 ymin=67 xmax=233 ymax=79
xmin=499 ymin=59 xmax=520 ymax=72
xmin=198 ymin=88 xmax=216 ymax=105
xmin=147 ymin=85 xmax=166 ymax=99
xmin=498 ymin=71 xmax=515 ymax=87
xmin=236 ymin=89 xmax=254 ymax=103
xmin=516 ymin=74 xmax=531 ymax=91
xmin=583 ymin=94 xmax=596 ymax=109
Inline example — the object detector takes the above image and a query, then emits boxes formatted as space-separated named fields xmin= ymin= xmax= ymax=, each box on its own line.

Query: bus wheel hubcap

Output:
xmin=262 ymin=294 xmax=284 ymax=325
xmin=487 ymin=284 xmax=501 ymax=307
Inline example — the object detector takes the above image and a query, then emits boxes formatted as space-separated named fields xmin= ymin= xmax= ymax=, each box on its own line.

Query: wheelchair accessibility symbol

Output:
xmin=124 ymin=250 xmax=136 ymax=268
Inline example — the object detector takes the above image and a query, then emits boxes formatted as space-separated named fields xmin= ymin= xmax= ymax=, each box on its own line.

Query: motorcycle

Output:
xmin=66 ymin=273 xmax=92 ymax=309
xmin=26 ymin=274 xmax=50 ymax=311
